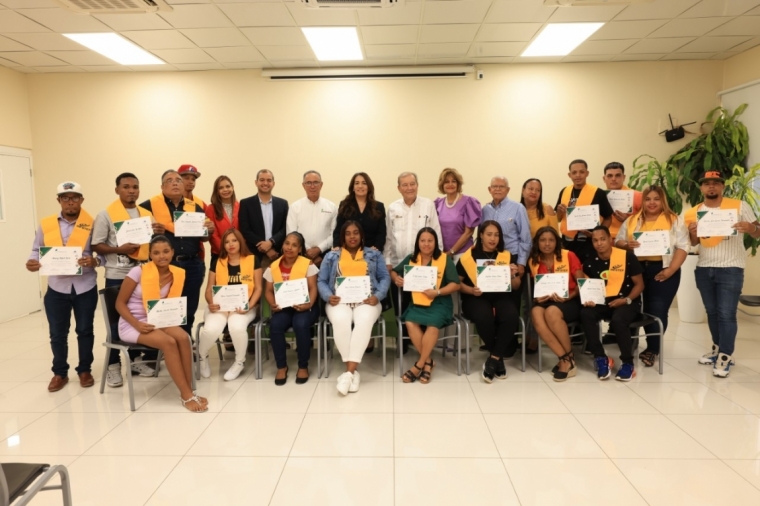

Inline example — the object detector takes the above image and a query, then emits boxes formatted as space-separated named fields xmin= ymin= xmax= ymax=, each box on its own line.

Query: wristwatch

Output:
xmin=625 ymin=297 xmax=632 ymax=305
xmin=437 ymin=289 xmax=441 ymax=296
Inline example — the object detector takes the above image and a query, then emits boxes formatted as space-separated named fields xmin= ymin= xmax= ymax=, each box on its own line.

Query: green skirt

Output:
xmin=402 ymin=295 xmax=454 ymax=328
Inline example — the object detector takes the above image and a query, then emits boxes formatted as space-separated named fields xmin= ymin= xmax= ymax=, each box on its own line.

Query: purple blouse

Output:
xmin=434 ymin=194 xmax=482 ymax=253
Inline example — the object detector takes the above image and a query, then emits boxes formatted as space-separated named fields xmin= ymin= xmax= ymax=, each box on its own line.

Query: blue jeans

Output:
xmin=269 ymin=306 xmax=319 ymax=369
xmin=695 ymin=267 xmax=744 ymax=356
xmin=175 ymin=257 xmax=205 ymax=335
xmin=43 ymin=286 xmax=97 ymax=377
xmin=641 ymin=261 xmax=681 ymax=354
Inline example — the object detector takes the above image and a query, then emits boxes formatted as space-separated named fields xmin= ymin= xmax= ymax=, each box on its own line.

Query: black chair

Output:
xmin=98 ymin=287 xmax=196 ymax=411
xmin=0 ymin=462 xmax=72 ymax=506
xmin=739 ymin=295 xmax=760 ymax=315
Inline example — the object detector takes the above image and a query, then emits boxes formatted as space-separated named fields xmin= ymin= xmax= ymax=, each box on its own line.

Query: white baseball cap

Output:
xmin=56 ymin=181 xmax=83 ymax=195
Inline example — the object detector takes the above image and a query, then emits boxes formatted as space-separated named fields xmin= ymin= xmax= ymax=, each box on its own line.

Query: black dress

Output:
xmin=333 ymin=201 xmax=386 ymax=252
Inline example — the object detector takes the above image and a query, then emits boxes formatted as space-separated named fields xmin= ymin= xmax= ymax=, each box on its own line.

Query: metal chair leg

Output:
xmin=122 ymin=349 xmax=136 ymax=412
xmin=520 ymin=318 xmax=527 ymax=373
xmin=99 ymin=344 xmax=110 ymax=394
xmin=381 ymin=318 xmax=387 ymax=377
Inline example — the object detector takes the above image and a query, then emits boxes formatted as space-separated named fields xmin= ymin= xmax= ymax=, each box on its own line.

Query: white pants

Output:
xmin=199 ymin=307 xmax=256 ymax=363
xmin=326 ymin=303 xmax=383 ymax=364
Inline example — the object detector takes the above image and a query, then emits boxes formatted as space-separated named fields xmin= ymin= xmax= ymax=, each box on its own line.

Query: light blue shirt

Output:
xmin=481 ymin=197 xmax=531 ymax=266
xmin=260 ymin=198 xmax=273 ymax=241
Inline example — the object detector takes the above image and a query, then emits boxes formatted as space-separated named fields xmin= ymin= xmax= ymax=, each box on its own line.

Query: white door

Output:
xmin=0 ymin=149 xmax=40 ymax=322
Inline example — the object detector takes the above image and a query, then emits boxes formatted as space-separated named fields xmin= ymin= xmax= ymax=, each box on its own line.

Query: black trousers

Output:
xmin=462 ymin=294 xmax=519 ymax=359
xmin=580 ymin=301 xmax=640 ymax=365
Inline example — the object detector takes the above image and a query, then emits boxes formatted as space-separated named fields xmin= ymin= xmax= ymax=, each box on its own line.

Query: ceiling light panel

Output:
xmin=63 ymin=33 xmax=164 ymax=65
xmin=522 ymin=23 xmax=604 ymax=57
xmin=301 ymin=27 xmax=363 ymax=61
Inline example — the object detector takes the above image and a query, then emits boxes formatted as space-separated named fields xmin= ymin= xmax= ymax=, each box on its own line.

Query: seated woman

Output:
xmin=528 ymin=226 xmax=584 ymax=382
xmin=391 ymin=227 xmax=460 ymax=384
xmin=115 ymin=235 xmax=207 ymax=412
xmin=318 ymin=221 xmax=390 ymax=395
xmin=457 ymin=220 xmax=521 ymax=383
xmin=264 ymin=232 xmax=319 ymax=386
xmin=198 ymin=229 xmax=263 ymax=381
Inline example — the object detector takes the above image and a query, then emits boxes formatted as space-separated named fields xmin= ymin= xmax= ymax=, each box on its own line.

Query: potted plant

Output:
xmin=725 ymin=162 xmax=760 ymax=255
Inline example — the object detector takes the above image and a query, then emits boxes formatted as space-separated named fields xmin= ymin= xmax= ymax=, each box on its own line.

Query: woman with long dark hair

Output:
xmin=521 ymin=178 xmax=558 ymax=239
xmin=205 ymin=175 xmax=239 ymax=262
xmin=333 ymin=172 xmax=386 ymax=251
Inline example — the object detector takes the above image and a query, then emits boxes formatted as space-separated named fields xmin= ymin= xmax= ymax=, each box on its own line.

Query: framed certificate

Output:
xmin=403 ymin=265 xmax=438 ymax=292
xmin=697 ymin=209 xmax=738 ymax=238
xmin=633 ymin=231 xmax=671 ymax=256
xmin=39 ymin=246 xmax=82 ymax=276
xmin=173 ymin=211 xmax=208 ymax=237
xmin=114 ymin=216 xmax=153 ymax=246
xmin=212 ymin=285 xmax=249 ymax=312
xmin=566 ymin=205 xmax=600 ymax=231
xmin=274 ymin=278 xmax=310 ymax=309
xmin=578 ymin=278 xmax=606 ymax=305
xmin=146 ymin=296 xmax=187 ymax=328
xmin=476 ymin=265 xmax=511 ymax=293
xmin=335 ymin=276 xmax=371 ymax=304
xmin=533 ymin=273 xmax=569 ymax=299
xmin=606 ymin=190 xmax=634 ymax=214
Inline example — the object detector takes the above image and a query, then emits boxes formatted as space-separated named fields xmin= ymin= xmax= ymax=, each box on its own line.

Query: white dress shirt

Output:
xmin=286 ymin=196 xmax=337 ymax=253
xmin=383 ymin=196 xmax=443 ymax=267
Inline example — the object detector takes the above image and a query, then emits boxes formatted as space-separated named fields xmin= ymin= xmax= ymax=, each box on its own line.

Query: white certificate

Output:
xmin=606 ymin=190 xmax=634 ymax=214
xmin=476 ymin=266 xmax=512 ymax=293
xmin=533 ymin=273 xmax=569 ymax=299
xmin=114 ymin=216 xmax=153 ymax=246
xmin=335 ymin=276 xmax=371 ymax=304
xmin=697 ymin=209 xmax=738 ymax=238
xmin=173 ymin=211 xmax=208 ymax=237
xmin=578 ymin=278 xmax=606 ymax=305
xmin=39 ymin=246 xmax=82 ymax=276
xmin=212 ymin=285 xmax=249 ymax=312
xmin=633 ymin=231 xmax=672 ymax=257
xmin=146 ymin=296 xmax=187 ymax=329
xmin=403 ymin=265 xmax=438 ymax=292
xmin=274 ymin=278 xmax=311 ymax=309
xmin=566 ymin=204 xmax=600 ymax=231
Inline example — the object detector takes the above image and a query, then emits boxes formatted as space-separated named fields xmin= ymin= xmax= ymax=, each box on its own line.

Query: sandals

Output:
xmin=402 ymin=362 xmax=423 ymax=383
xmin=419 ymin=360 xmax=435 ymax=384
xmin=552 ymin=352 xmax=576 ymax=382
xmin=181 ymin=395 xmax=208 ymax=413
xmin=639 ymin=350 xmax=658 ymax=368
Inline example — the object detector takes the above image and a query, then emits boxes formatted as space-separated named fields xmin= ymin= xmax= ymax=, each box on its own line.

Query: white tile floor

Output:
xmin=2 ymin=309 xmax=760 ymax=505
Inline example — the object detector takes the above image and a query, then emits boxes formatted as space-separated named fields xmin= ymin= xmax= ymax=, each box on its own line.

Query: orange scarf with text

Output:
xmin=560 ymin=184 xmax=597 ymax=238
xmin=683 ymin=198 xmax=742 ymax=248
xmin=409 ymin=253 xmax=447 ymax=307
xmin=106 ymin=199 xmax=153 ymax=261
xmin=149 ymin=195 xmax=196 ymax=234
xmin=140 ymin=262 xmax=185 ymax=310
xmin=459 ymin=248 xmax=511 ymax=287
xmin=41 ymin=210 xmax=94 ymax=248
xmin=216 ymin=255 xmax=255 ymax=298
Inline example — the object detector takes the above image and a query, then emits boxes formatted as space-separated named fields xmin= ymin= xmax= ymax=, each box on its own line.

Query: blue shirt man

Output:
xmin=481 ymin=176 xmax=531 ymax=274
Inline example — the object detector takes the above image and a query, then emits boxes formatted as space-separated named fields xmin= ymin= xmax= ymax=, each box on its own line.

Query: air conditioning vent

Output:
xmin=55 ymin=0 xmax=173 ymax=14
xmin=545 ymin=0 xmax=654 ymax=6
xmin=299 ymin=0 xmax=403 ymax=9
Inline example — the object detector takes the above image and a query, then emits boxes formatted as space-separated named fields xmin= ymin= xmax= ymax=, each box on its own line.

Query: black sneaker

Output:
xmin=494 ymin=358 xmax=507 ymax=380
xmin=482 ymin=358 xmax=496 ymax=384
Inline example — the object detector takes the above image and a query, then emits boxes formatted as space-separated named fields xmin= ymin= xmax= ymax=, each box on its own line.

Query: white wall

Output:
xmin=0 ymin=66 xmax=32 ymax=150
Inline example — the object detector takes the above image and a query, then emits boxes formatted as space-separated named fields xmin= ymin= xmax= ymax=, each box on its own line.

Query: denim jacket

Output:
xmin=318 ymin=247 xmax=391 ymax=302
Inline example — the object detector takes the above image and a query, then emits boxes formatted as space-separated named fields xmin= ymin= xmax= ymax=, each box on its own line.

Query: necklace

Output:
xmin=445 ymin=194 xmax=460 ymax=208
xmin=482 ymin=249 xmax=497 ymax=259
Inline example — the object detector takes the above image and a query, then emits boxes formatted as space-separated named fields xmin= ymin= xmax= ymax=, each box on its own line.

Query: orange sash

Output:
xmin=339 ymin=248 xmax=368 ymax=277
xmin=271 ymin=256 xmax=311 ymax=283
xmin=609 ymin=187 xmax=642 ymax=238
xmin=41 ymin=209 xmax=94 ymax=248
xmin=604 ymin=247 xmax=628 ymax=298
xmin=560 ymin=184 xmax=597 ymax=238
xmin=459 ymin=248 xmax=511 ymax=287
xmin=409 ymin=253 xmax=448 ymax=307
xmin=528 ymin=250 xmax=570 ymax=277
xmin=106 ymin=199 xmax=153 ymax=261
xmin=140 ymin=262 xmax=185 ymax=310
xmin=149 ymin=195 xmax=196 ymax=234
xmin=684 ymin=198 xmax=742 ymax=248
xmin=216 ymin=255 xmax=255 ymax=298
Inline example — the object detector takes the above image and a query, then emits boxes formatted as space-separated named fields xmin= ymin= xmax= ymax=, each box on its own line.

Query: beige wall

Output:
xmin=0 ymin=66 xmax=31 ymax=150
xmin=724 ymin=45 xmax=760 ymax=90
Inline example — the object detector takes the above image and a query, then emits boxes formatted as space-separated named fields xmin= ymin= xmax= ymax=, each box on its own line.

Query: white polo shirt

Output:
xmin=383 ymin=196 xmax=443 ymax=267
xmin=286 ymin=196 xmax=337 ymax=253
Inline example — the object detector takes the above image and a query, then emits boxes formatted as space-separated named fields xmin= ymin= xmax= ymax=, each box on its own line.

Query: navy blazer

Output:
xmin=239 ymin=194 xmax=289 ymax=260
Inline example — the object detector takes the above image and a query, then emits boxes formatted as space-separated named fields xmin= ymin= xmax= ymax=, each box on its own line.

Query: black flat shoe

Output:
xmin=274 ymin=366 xmax=288 ymax=386
xmin=295 ymin=368 xmax=309 ymax=385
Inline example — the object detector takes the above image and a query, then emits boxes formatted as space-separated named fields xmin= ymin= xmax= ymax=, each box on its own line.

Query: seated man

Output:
xmin=579 ymin=226 xmax=644 ymax=382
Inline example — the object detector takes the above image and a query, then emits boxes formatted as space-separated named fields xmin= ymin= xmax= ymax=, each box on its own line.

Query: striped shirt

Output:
xmin=691 ymin=201 xmax=756 ymax=268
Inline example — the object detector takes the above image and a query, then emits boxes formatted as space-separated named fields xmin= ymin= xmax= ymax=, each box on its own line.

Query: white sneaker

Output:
xmin=713 ymin=353 xmax=734 ymax=378
xmin=131 ymin=356 xmax=155 ymax=377
xmin=698 ymin=344 xmax=719 ymax=365
xmin=106 ymin=363 xmax=123 ymax=388
xmin=199 ymin=356 xmax=211 ymax=379
xmin=224 ymin=361 xmax=245 ymax=381
xmin=349 ymin=371 xmax=361 ymax=393
xmin=336 ymin=371 xmax=353 ymax=396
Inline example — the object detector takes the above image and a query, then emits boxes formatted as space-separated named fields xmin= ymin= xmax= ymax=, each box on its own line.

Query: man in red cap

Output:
xmin=178 ymin=164 xmax=205 ymax=208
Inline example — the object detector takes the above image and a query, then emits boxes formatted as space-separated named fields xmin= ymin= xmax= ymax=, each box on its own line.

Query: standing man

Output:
xmin=286 ymin=170 xmax=337 ymax=268
xmin=178 ymin=164 xmax=205 ymax=208
xmin=602 ymin=162 xmax=642 ymax=239
xmin=556 ymin=159 xmax=614 ymax=262
xmin=26 ymin=182 xmax=100 ymax=392
xmin=384 ymin=172 xmax=442 ymax=353
xmin=92 ymin=173 xmax=162 ymax=388
xmin=140 ymin=170 xmax=214 ymax=334
xmin=685 ymin=171 xmax=760 ymax=378
xmin=239 ymin=169 xmax=289 ymax=269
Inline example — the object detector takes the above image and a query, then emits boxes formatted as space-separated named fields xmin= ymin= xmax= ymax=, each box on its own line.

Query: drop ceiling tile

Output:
xmin=173 ymin=63 xmax=226 ymax=71
xmin=563 ymin=55 xmax=614 ymax=63
xmin=677 ymin=35 xmax=752 ymax=52
xmin=0 ymin=50 xmax=64 ymax=66
xmin=364 ymin=44 xmax=416 ymax=59
xmin=514 ymin=56 xmax=564 ymax=63
xmin=217 ymin=3 xmax=294 ymax=27
xmin=615 ymin=0 xmax=700 ymax=21
xmin=181 ymin=28 xmax=250 ymax=48
xmin=361 ymin=59 xmax=420 ymax=66
xmin=476 ymin=23 xmax=542 ymax=42
xmin=166 ymin=0 xmax=212 ymax=3
xmin=470 ymin=57 xmax=515 ymax=64
xmin=93 ymin=13 xmax=173 ymax=31
xmin=0 ymin=34 xmax=30 ymax=51
xmin=80 ymin=66 xmax=131 ymax=72
xmin=612 ymin=53 xmax=666 ymax=61
xmin=749 ymin=6 xmax=760 ymax=14
xmin=679 ymin=0 xmax=760 ymax=18
xmin=549 ymin=5 xmax=625 ymax=22
xmin=33 ymin=66 xmax=82 ymax=73
xmin=16 ymin=8 xmax=111 ymax=32
xmin=269 ymin=60 xmax=320 ymax=68
xmin=624 ymin=37 xmax=695 ymax=53
xmin=708 ymin=16 xmax=760 ymax=36
xmin=415 ymin=57 xmax=471 ymax=65
xmin=485 ymin=1 xmax=556 ymax=23
xmin=360 ymin=25 xmax=418 ymax=45
xmin=256 ymin=45 xmax=314 ymax=61
xmin=417 ymin=42 xmax=470 ymax=58
xmin=0 ymin=0 xmax=59 ymax=7
xmin=128 ymin=64 xmax=176 ymax=71
xmin=662 ymin=52 xmax=716 ymax=60
xmin=121 ymin=30 xmax=196 ymax=50
xmin=711 ymin=51 xmax=740 ymax=59
xmin=468 ymin=41 xmax=525 ymax=58
xmin=205 ymin=46 xmax=266 ymax=62
xmin=357 ymin=2 xmax=421 ymax=25
xmin=286 ymin=3 xmax=357 ymax=26
xmin=727 ymin=36 xmax=760 ymax=51
xmin=572 ymin=39 xmax=637 ymax=55
xmin=159 ymin=4 xmax=233 ymax=28
xmin=590 ymin=20 xmax=668 ymax=40
xmin=3 ymin=32 xmax=90 ymax=51
xmin=151 ymin=48 xmax=215 ymax=64
xmin=0 ymin=56 xmax=17 ymax=66
xmin=423 ymin=0 xmax=491 ymax=25
xmin=10 ymin=67 xmax=38 ymax=73
xmin=649 ymin=17 xmax=732 ymax=37
xmin=45 ymin=51 xmax=115 ymax=66
xmin=0 ymin=10 xmax=50 ymax=32
xmin=420 ymin=24 xmax=479 ymax=43
xmin=222 ymin=61 xmax=267 ymax=69
xmin=241 ymin=27 xmax=307 ymax=45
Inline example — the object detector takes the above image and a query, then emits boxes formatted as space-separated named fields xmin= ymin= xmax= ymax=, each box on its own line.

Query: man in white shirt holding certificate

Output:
xmin=286 ymin=170 xmax=337 ymax=268
xmin=684 ymin=171 xmax=760 ymax=378
xmin=602 ymin=162 xmax=642 ymax=239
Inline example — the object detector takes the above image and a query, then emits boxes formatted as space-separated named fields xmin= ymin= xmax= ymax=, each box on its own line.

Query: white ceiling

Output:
xmin=0 ymin=0 xmax=759 ymax=73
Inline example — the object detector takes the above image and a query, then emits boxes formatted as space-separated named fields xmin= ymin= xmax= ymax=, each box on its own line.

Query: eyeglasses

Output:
xmin=163 ymin=178 xmax=183 ymax=185
xmin=399 ymin=183 xmax=417 ymax=189
xmin=59 ymin=195 xmax=82 ymax=202
xmin=303 ymin=181 xmax=322 ymax=187
xmin=490 ymin=185 xmax=508 ymax=190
